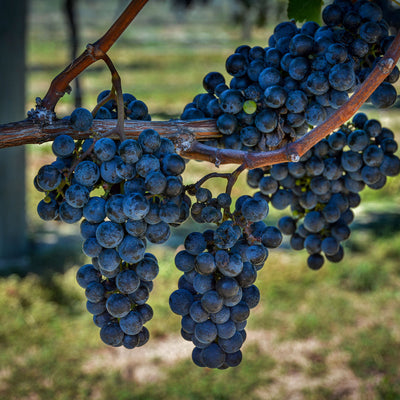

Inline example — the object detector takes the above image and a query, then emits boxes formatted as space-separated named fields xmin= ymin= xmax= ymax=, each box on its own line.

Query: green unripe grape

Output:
xmin=243 ymin=100 xmax=257 ymax=115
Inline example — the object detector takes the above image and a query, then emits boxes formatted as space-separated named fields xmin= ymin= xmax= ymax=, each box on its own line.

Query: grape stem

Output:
xmin=40 ymin=0 xmax=149 ymax=111
xmin=91 ymin=89 xmax=116 ymax=117
xmin=87 ymin=45 xmax=126 ymax=141
xmin=185 ymin=163 xmax=245 ymax=197
xmin=225 ymin=164 xmax=246 ymax=195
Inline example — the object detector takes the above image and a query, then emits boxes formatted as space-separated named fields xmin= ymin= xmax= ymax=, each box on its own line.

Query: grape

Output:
xmin=380 ymin=155 xmax=400 ymax=177
xmin=308 ymin=254 xmax=324 ymax=270
xmin=122 ymin=193 xmax=149 ymax=220
xmin=82 ymin=237 xmax=102 ymax=258
xmin=305 ymin=103 xmax=327 ymax=126
xmin=219 ymin=89 xmax=244 ymax=114
xmin=285 ymin=90 xmax=308 ymax=113
xmin=193 ymin=274 xmax=215 ymax=294
xmin=106 ymin=293 xmax=131 ymax=319
xmin=161 ymin=153 xmax=185 ymax=176
xmin=329 ymin=89 xmax=349 ymax=109
xmin=225 ymin=53 xmax=248 ymax=77
xmin=289 ymin=34 xmax=314 ymax=56
xmin=370 ymin=83 xmax=397 ymax=109
xmin=118 ymin=139 xmax=142 ymax=164
xmin=241 ymin=197 xmax=268 ymax=222
xmin=96 ymin=221 xmax=124 ymax=248
xmin=364 ymin=119 xmax=382 ymax=138
xmin=201 ymin=343 xmax=226 ymax=368
xmin=98 ymin=248 xmax=121 ymax=272
xmin=52 ymin=134 xmax=75 ymax=157
xmin=100 ymin=322 xmax=124 ymax=347
xmin=70 ymin=107 xmax=93 ymax=131
xmin=146 ymin=221 xmax=171 ymax=244
xmin=138 ymin=129 xmax=160 ymax=154
xmin=240 ymin=126 xmax=260 ymax=147
xmin=116 ymin=160 xmax=135 ymax=180
xmin=116 ymin=270 xmax=140 ymax=294
xmin=105 ymin=194 xmax=126 ymax=224
xmin=118 ymin=235 xmax=146 ymax=264
xmin=218 ymin=331 xmax=244 ymax=353
xmin=203 ymin=72 xmax=225 ymax=94
xmin=100 ymin=157 xmax=123 ymax=184
xmin=85 ymin=281 xmax=106 ymax=303
xmin=74 ymin=161 xmax=100 ymax=187
xmin=59 ymin=202 xmax=83 ymax=224
xmin=119 ymin=311 xmax=143 ymax=335
xmin=136 ymin=257 xmax=159 ymax=281
xmin=37 ymin=198 xmax=59 ymax=221
xmin=128 ymin=285 xmax=150 ymax=305
xmin=360 ymin=21 xmax=382 ymax=43
xmin=278 ymin=216 xmax=296 ymax=235
xmin=184 ymin=232 xmax=207 ymax=255
xmin=127 ymin=100 xmax=148 ymax=120
xmin=65 ymin=184 xmax=90 ymax=208
xmin=254 ymin=109 xmax=277 ymax=133
xmin=201 ymin=290 xmax=224 ymax=313
xmin=329 ymin=63 xmax=355 ymax=91
xmin=341 ymin=151 xmax=363 ymax=172
xmin=169 ymin=289 xmax=194 ymax=316
xmin=36 ymin=165 xmax=62 ymax=191
xmin=83 ymin=196 xmax=106 ymax=223
xmin=322 ymin=4 xmax=343 ymax=26
xmin=349 ymin=38 xmax=369 ymax=57
xmin=94 ymin=138 xmax=117 ymax=162
xmin=76 ymin=264 xmax=101 ymax=289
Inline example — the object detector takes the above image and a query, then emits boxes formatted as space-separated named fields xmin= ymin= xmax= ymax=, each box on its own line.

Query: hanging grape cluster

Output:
xmin=247 ymin=113 xmax=400 ymax=269
xmin=35 ymin=96 xmax=190 ymax=349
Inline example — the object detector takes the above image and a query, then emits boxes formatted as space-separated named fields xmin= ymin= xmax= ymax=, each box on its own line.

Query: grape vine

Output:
xmin=2 ymin=0 xmax=400 ymax=369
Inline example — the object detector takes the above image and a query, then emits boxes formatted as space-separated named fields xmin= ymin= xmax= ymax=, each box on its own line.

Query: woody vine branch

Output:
xmin=0 ymin=0 xmax=398 ymax=171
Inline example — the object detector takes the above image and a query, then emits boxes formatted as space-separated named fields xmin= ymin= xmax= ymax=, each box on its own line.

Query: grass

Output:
xmin=2 ymin=0 xmax=400 ymax=398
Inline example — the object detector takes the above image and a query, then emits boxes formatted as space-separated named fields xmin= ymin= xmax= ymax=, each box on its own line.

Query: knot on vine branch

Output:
xmin=173 ymin=126 xmax=196 ymax=154
xmin=285 ymin=143 xmax=300 ymax=163
xmin=288 ymin=152 xmax=300 ymax=162
xmin=86 ymin=43 xmax=106 ymax=61
xmin=378 ymin=57 xmax=395 ymax=74
xmin=27 ymin=98 xmax=56 ymax=125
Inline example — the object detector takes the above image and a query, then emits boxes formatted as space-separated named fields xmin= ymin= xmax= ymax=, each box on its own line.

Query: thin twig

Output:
xmin=87 ymin=45 xmax=126 ymax=141
xmin=225 ymin=164 xmax=246 ymax=196
xmin=41 ymin=0 xmax=149 ymax=111
xmin=185 ymin=172 xmax=233 ymax=194
xmin=91 ymin=88 xmax=116 ymax=117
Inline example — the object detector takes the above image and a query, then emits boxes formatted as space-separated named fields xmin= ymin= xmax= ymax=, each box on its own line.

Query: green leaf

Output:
xmin=287 ymin=0 xmax=323 ymax=23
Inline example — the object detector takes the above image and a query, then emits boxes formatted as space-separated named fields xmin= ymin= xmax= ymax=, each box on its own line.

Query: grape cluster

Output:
xmin=180 ymin=0 xmax=398 ymax=151
xmin=169 ymin=191 xmax=282 ymax=368
xmin=248 ymin=113 xmax=400 ymax=269
xmin=76 ymin=260 xmax=155 ymax=348
xmin=95 ymin=90 xmax=151 ymax=121
xmin=35 ymin=106 xmax=190 ymax=348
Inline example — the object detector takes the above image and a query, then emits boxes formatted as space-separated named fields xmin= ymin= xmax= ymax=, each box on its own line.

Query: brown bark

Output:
xmin=0 ymin=119 xmax=219 ymax=149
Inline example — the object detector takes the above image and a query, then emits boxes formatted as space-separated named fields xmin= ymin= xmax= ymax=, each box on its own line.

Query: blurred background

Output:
xmin=1 ymin=0 xmax=400 ymax=399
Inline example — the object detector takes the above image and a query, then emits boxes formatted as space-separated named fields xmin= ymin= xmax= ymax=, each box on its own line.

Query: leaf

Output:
xmin=287 ymin=0 xmax=323 ymax=23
